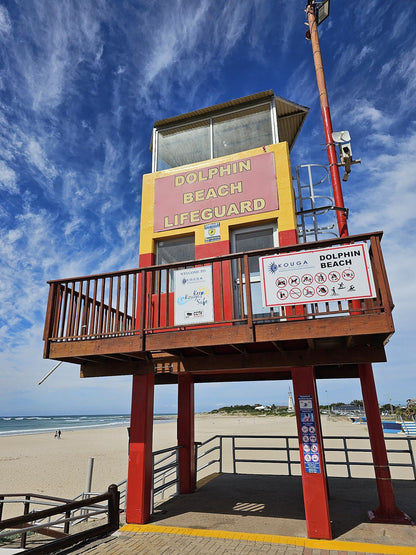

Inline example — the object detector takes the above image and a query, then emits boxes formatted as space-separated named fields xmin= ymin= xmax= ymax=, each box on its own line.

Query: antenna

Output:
xmin=38 ymin=361 xmax=63 ymax=385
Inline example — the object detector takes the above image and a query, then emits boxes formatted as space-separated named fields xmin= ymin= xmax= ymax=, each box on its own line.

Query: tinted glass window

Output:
xmin=213 ymin=105 xmax=273 ymax=158
xmin=157 ymin=121 xmax=210 ymax=170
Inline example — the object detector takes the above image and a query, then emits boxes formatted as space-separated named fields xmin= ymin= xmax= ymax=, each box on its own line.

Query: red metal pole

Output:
xmin=359 ymin=364 xmax=412 ymax=523
xmin=306 ymin=2 xmax=411 ymax=526
xmin=306 ymin=2 xmax=348 ymax=238
xmin=292 ymin=366 xmax=332 ymax=539
xmin=126 ymin=373 xmax=154 ymax=524
xmin=177 ymin=373 xmax=196 ymax=494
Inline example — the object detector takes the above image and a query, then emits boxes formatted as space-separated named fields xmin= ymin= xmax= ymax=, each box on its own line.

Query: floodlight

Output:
xmin=332 ymin=131 xmax=351 ymax=143
xmin=316 ymin=0 xmax=330 ymax=26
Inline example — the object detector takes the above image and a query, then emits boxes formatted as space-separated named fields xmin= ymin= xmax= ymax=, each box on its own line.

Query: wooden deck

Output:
xmin=43 ymin=232 xmax=394 ymax=383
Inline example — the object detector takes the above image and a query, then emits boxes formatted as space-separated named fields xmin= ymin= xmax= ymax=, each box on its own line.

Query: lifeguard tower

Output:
xmin=43 ymin=87 xmax=409 ymax=539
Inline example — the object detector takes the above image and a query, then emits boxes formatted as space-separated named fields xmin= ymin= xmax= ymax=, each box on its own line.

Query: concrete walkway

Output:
xmin=62 ymin=473 xmax=416 ymax=554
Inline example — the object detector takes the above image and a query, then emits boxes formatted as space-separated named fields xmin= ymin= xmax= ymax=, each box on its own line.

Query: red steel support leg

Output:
xmin=359 ymin=363 xmax=412 ymax=523
xmin=292 ymin=366 xmax=332 ymax=540
xmin=126 ymin=373 xmax=154 ymax=524
xmin=178 ymin=373 xmax=196 ymax=494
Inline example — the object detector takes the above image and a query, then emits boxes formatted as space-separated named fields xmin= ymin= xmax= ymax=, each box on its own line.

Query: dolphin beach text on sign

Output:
xmin=153 ymin=152 xmax=278 ymax=232
xmin=260 ymin=242 xmax=376 ymax=307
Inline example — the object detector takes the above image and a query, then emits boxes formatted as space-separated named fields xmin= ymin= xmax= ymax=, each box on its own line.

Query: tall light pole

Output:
xmin=305 ymin=0 xmax=348 ymax=238
xmin=305 ymin=2 xmax=410 ymax=524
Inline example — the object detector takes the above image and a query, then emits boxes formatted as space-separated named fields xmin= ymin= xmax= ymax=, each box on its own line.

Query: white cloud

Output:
xmin=0 ymin=160 xmax=18 ymax=193
xmin=0 ymin=4 xmax=11 ymax=35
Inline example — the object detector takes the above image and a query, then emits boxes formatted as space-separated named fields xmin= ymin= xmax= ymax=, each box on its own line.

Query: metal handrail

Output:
xmin=0 ymin=484 xmax=120 ymax=553
xmin=193 ymin=434 xmax=416 ymax=481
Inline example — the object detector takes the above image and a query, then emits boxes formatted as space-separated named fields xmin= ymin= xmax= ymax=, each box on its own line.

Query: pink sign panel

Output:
xmin=154 ymin=152 xmax=278 ymax=232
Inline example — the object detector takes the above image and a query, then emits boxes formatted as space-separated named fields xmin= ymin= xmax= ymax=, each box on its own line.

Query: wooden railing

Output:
xmin=43 ymin=232 xmax=393 ymax=356
xmin=0 ymin=484 xmax=119 ymax=553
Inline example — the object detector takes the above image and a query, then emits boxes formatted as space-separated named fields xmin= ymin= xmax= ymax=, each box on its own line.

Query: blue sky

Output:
xmin=0 ymin=0 xmax=415 ymax=416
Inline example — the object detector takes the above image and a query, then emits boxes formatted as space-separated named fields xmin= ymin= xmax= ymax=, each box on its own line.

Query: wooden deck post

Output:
xmin=292 ymin=366 xmax=332 ymax=539
xmin=359 ymin=363 xmax=411 ymax=523
xmin=177 ymin=373 xmax=196 ymax=494
xmin=126 ymin=373 xmax=154 ymax=524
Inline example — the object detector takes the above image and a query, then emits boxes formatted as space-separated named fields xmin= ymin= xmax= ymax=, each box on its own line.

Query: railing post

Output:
xmin=150 ymin=453 xmax=155 ymax=515
xmin=20 ymin=495 xmax=30 ymax=549
xmin=243 ymin=254 xmax=254 ymax=341
xmin=0 ymin=495 xmax=3 ymax=521
xmin=286 ymin=437 xmax=291 ymax=476
xmin=64 ymin=509 xmax=71 ymax=534
xmin=232 ymin=437 xmax=236 ymax=474
xmin=108 ymin=484 xmax=120 ymax=532
xmin=408 ymin=438 xmax=416 ymax=480
xmin=220 ymin=436 xmax=223 ymax=473
xmin=43 ymin=283 xmax=58 ymax=358
xmin=343 ymin=437 xmax=352 ymax=478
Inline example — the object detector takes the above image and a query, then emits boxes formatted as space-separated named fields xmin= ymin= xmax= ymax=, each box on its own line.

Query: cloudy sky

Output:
xmin=0 ymin=0 xmax=415 ymax=416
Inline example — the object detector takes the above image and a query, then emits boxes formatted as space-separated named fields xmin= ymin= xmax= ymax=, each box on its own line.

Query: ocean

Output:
xmin=0 ymin=414 xmax=176 ymax=437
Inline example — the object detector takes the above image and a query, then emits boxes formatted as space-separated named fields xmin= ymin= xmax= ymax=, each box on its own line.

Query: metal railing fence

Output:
xmin=0 ymin=484 xmax=119 ymax=553
xmin=193 ymin=435 xmax=416 ymax=481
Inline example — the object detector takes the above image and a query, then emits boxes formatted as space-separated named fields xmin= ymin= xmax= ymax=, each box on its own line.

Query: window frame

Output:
xmin=152 ymin=100 xmax=278 ymax=172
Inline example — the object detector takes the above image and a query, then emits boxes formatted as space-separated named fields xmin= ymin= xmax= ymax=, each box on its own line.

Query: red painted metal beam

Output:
xmin=126 ymin=374 xmax=154 ymax=524
xmin=292 ymin=366 xmax=332 ymax=539
xmin=359 ymin=363 xmax=413 ymax=524
xmin=177 ymin=373 xmax=196 ymax=494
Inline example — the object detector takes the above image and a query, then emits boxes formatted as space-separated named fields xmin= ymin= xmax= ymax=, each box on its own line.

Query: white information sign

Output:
xmin=174 ymin=266 xmax=214 ymax=326
xmin=204 ymin=222 xmax=221 ymax=243
xmin=260 ymin=242 xmax=376 ymax=307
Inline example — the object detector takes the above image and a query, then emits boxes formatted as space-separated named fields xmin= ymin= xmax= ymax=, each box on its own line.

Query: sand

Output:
xmin=0 ymin=414 xmax=411 ymax=519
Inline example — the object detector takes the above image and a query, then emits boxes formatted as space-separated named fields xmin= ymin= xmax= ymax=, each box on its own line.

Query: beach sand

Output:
xmin=0 ymin=414 xmax=411 ymax=519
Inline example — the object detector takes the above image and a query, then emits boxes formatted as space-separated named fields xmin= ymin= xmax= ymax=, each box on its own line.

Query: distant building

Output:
xmin=288 ymin=387 xmax=294 ymax=412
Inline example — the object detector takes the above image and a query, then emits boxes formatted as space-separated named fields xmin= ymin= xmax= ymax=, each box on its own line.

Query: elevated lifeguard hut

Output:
xmin=43 ymin=86 xmax=408 ymax=539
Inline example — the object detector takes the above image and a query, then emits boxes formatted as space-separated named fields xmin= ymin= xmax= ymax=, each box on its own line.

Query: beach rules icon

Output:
xmin=259 ymin=242 xmax=376 ymax=307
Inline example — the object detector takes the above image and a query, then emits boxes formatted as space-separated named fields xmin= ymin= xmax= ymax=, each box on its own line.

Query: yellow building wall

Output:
xmin=139 ymin=141 xmax=297 ymax=257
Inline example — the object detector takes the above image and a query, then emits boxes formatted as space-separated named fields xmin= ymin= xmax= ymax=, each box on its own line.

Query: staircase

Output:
xmin=401 ymin=419 xmax=416 ymax=436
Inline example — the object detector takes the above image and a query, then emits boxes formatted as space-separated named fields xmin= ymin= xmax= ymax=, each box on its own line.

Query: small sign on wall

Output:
xmin=204 ymin=222 xmax=221 ymax=243
xmin=298 ymin=394 xmax=321 ymax=474
xmin=174 ymin=266 xmax=214 ymax=326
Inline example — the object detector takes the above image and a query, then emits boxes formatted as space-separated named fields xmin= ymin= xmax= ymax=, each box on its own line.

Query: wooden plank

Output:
xmin=145 ymin=324 xmax=253 ymax=351
xmin=81 ymin=359 xmax=154 ymax=377
xmin=48 ymin=334 xmax=143 ymax=359
xmin=180 ymin=345 xmax=386 ymax=372
xmin=255 ymin=313 xmax=394 ymax=343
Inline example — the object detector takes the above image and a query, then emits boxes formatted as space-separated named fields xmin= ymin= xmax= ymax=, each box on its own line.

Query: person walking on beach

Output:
xmin=54 ymin=430 xmax=58 ymax=439
xmin=58 ymin=430 xmax=61 ymax=439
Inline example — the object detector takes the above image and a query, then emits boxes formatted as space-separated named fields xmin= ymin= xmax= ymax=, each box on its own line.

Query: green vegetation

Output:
xmin=210 ymin=404 xmax=293 ymax=416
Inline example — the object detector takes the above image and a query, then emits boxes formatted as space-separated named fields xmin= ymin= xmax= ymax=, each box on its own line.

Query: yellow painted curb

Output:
xmin=120 ymin=523 xmax=416 ymax=555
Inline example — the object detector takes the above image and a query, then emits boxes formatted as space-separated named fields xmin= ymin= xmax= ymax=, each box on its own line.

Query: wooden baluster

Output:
xmin=243 ymin=255 xmax=254 ymax=339
xmin=74 ymin=280 xmax=83 ymax=337
xmin=59 ymin=283 xmax=69 ymax=337
xmin=89 ymin=279 xmax=98 ymax=335
xmin=52 ymin=284 xmax=63 ymax=338
xmin=107 ymin=277 xmax=113 ymax=333
xmin=115 ymin=275 xmax=121 ymax=332
xmin=155 ymin=269 xmax=161 ymax=329
xmin=131 ymin=272 xmax=137 ymax=331
xmin=219 ymin=261 xmax=225 ymax=321
xmin=98 ymin=278 xmax=105 ymax=337
xmin=81 ymin=280 xmax=90 ymax=336
xmin=165 ymin=269 xmax=169 ymax=329
xmin=67 ymin=282 xmax=76 ymax=337
xmin=124 ymin=274 xmax=129 ymax=331
xmin=238 ymin=257 xmax=244 ymax=319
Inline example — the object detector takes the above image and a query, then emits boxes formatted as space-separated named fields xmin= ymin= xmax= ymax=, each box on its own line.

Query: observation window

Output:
xmin=154 ymin=102 xmax=276 ymax=171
